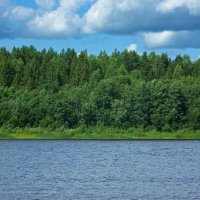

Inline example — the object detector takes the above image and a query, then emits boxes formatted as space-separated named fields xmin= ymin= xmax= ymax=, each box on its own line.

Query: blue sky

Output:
xmin=1 ymin=0 xmax=200 ymax=60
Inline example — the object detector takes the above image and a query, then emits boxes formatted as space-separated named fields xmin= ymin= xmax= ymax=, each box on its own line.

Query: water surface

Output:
xmin=0 ymin=141 xmax=200 ymax=200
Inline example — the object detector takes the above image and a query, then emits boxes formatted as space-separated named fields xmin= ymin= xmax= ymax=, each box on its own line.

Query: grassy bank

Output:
xmin=0 ymin=127 xmax=200 ymax=140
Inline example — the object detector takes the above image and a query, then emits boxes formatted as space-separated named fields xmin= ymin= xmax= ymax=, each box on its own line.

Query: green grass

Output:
xmin=0 ymin=127 xmax=200 ymax=140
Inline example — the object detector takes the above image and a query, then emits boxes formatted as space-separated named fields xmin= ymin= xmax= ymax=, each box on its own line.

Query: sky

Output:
xmin=1 ymin=0 xmax=200 ymax=59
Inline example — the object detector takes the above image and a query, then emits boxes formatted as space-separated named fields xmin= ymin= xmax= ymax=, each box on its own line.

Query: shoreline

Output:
xmin=1 ymin=128 xmax=200 ymax=140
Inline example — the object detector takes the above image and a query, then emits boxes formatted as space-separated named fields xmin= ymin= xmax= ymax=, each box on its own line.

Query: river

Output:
xmin=0 ymin=141 xmax=200 ymax=200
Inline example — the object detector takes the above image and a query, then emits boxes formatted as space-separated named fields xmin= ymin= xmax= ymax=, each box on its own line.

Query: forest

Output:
xmin=0 ymin=46 xmax=200 ymax=133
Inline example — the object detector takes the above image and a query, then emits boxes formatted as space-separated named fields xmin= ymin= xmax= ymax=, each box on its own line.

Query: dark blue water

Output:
xmin=0 ymin=141 xmax=200 ymax=200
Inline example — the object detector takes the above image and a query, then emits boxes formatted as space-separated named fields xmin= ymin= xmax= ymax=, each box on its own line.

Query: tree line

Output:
xmin=0 ymin=46 xmax=200 ymax=131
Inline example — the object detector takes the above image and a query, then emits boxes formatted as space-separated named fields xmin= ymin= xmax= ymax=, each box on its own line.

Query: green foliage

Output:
xmin=0 ymin=46 xmax=199 ymax=131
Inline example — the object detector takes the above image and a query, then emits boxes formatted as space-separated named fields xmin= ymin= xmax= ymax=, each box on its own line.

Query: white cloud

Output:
xmin=26 ymin=0 xmax=94 ymax=38
xmin=27 ymin=8 xmax=82 ymax=38
xmin=26 ymin=0 xmax=92 ymax=38
xmin=1 ymin=0 xmax=200 ymax=49
xmin=83 ymin=0 xmax=200 ymax=35
xmin=127 ymin=43 xmax=137 ymax=52
xmin=10 ymin=6 xmax=34 ymax=21
xmin=35 ymin=0 xmax=56 ymax=10
xmin=142 ymin=30 xmax=200 ymax=48
xmin=82 ymin=0 xmax=200 ymax=48
xmin=60 ymin=0 xmax=84 ymax=10
xmin=143 ymin=31 xmax=175 ymax=48
xmin=157 ymin=0 xmax=200 ymax=16
xmin=83 ymin=0 xmax=140 ymax=34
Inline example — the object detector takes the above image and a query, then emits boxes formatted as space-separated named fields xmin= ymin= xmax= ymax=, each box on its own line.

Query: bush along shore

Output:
xmin=0 ymin=46 xmax=200 ymax=139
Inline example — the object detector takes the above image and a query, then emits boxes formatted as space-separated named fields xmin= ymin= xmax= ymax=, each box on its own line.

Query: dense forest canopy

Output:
xmin=0 ymin=46 xmax=200 ymax=131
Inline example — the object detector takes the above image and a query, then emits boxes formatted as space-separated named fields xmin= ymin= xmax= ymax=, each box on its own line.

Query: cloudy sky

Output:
xmin=1 ymin=0 xmax=200 ymax=59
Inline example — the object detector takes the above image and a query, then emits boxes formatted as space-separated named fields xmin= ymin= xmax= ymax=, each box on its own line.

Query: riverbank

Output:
xmin=0 ymin=127 xmax=200 ymax=140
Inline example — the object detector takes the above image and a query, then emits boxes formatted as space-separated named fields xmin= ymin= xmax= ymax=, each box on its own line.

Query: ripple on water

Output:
xmin=0 ymin=141 xmax=200 ymax=200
